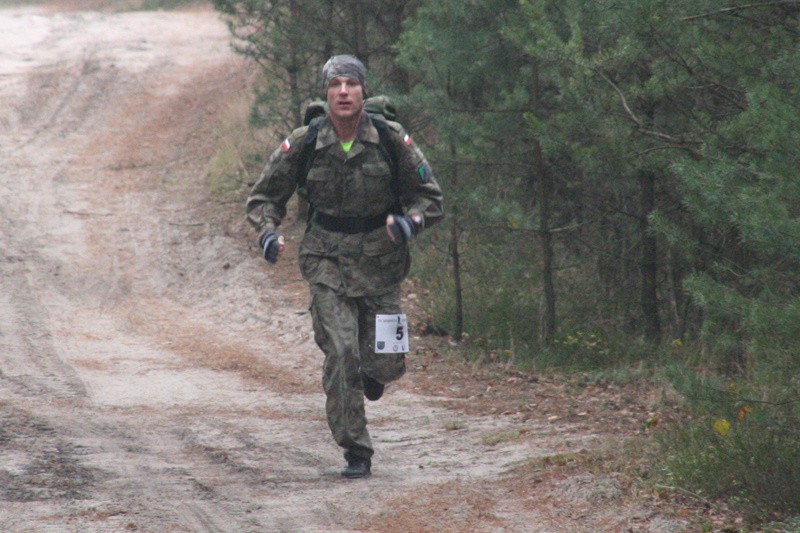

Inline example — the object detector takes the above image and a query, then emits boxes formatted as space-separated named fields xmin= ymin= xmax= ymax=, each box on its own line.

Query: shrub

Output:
xmin=657 ymin=366 xmax=800 ymax=520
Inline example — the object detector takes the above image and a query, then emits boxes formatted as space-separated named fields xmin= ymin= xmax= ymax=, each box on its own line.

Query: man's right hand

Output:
xmin=259 ymin=232 xmax=284 ymax=263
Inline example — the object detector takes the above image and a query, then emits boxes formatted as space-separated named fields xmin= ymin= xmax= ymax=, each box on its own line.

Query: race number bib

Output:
xmin=375 ymin=314 xmax=409 ymax=353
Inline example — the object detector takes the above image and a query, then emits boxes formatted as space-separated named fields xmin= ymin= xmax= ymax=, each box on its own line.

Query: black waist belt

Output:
xmin=314 ymin=212 xmax=388 ymax=234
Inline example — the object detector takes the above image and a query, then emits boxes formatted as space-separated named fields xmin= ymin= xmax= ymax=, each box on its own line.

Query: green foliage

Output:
xmin=659 ymin=3 xmax=800 ymax=363
xmin=550 ymin=331 xmax=611 ymax=367
xmin=411 ymin=228 xmax=539 ymax=358
xmin=211 ymin=0 xmax=326 ymax=132
xmin=659 ymin=408 xmax=800 ymax=518
xmin=213 ymin=0 xmax=421 ymax=133
xmin=658 ymin=365 xmax=800 ymax=519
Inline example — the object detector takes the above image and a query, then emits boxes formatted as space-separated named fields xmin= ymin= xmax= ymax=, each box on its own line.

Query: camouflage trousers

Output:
xmin=309 ymin=283 xmax=407 ymax=461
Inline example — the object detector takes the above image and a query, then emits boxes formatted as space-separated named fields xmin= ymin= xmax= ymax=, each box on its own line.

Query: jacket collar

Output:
xmin=315 ymin=113 xmax=380 ymax=151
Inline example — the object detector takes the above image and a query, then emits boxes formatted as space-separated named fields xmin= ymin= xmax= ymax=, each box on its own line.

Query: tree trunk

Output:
xmin=535 ymin=138 xmax=556 ymax=345
xmin=639 ymin=169 xmax=661 ymax=342
xmin=667 ymin=248 xmax=685 ymax=338
xmin=385 ymin=0 xmax=411 ymax=92
xmin=290 ymin=0 xmax=308 ymax=222
xmin=351 ymin=0 xmax=367 ymax=60
xmin=451 ymin=210 xmax=463 ymax=342
xmin=323 ymin=0 xmax=335 ymax=61
xmin=449 ymin=138 xmax=463 ymax=341
xmin=531 ymin=61 xmax=556 ymax=345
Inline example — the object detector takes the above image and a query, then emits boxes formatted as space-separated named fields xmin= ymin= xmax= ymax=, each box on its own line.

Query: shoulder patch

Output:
xmin=403 ymin=134 xmax=413 ymax=146
xmin=417 ymin=162 xmax=432 ymax=183
xmin=281 ymin=138 xmax=292 ymax=152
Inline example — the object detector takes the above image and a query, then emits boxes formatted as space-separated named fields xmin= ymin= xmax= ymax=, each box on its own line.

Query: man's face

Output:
xmin=326 ymin=76 xmax=364 ymax=121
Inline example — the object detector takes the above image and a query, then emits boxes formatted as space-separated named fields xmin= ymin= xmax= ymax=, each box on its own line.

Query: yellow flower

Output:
xmin=713 ymin=418 xmax=731 ymax=436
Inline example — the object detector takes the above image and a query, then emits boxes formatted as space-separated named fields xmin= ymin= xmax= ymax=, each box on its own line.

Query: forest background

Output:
xmin=208 ymin=0 xmax=800 ymax=527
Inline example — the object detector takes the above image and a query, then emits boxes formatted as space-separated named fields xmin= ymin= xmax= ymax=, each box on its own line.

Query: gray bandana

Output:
xmin=322 ymin=55 xmax=368 ymax=97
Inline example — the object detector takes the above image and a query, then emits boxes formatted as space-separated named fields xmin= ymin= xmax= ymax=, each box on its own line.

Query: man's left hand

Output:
xmin=387 ymin=214 xmax=421 ymax=243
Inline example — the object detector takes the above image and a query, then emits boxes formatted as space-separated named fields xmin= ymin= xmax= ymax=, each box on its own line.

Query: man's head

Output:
xmin=323 ymin=55 xmax=367 ymax=123
xmin=322 ymin=55 xmax=368 ymax=97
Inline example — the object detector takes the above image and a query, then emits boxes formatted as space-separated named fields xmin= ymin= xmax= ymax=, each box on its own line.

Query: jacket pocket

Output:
xmin=362 ymin=228 xmax=398 ymax=257
xmin=351 ymin=230 xmax=410 ymax=292
xmin=306 ymin=167 xmax=337 ymax=209
xmin=299 ymin=230 xmax=341 ymax=290
xmin=360 ymin=162 xmax=394 ymax=212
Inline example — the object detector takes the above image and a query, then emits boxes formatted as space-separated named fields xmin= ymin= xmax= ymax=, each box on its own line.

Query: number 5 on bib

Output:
xmin=375 ymin=314 xmax=409 ymax=353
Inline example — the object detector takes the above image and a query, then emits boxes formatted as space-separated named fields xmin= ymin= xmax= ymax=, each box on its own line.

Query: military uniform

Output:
xmin=246 ymin=112 xmax=443 ymax=464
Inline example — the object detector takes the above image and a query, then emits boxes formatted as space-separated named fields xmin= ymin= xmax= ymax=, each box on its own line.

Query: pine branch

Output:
xmin=682 ymin=1 xmax=800 ymax=21
xmin=595 ymin=70 xmax=703 ymax=157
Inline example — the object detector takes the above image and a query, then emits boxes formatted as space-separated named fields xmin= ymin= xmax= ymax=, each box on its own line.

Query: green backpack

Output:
xmin=302 ymin=95 xmax=397 ymax=125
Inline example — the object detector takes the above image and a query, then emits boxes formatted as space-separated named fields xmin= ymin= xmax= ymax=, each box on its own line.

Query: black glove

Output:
xmin=259 ymin=232 xmax=281 ymax=263
xmin=388 ymin=215 xmax=420 ymax=244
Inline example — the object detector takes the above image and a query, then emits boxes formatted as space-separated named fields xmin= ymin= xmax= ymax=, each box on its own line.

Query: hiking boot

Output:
xmin=341 ymin=456 xmax=371 ymax=478
xmin=360 ymin=371 xmax=384 ymax=401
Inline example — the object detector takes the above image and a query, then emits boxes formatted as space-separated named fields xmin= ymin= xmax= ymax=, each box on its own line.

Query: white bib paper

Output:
xmin=375 ymin=314 xmax=409 ymax=353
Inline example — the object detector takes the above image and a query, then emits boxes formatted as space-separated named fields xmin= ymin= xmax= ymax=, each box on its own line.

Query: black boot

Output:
xmin=341 ymin=456 xmax=371 ymax=478
xmin=360 ymin=371 xmax=385 ymax=401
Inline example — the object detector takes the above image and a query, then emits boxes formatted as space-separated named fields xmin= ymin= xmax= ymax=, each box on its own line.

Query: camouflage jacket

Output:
xmin=246 ymin=113 xmax=444 ymax=297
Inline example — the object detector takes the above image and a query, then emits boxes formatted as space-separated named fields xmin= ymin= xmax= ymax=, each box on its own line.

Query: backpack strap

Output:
xmin=296 ymin=117 xmax=324 ymax=191
xmin=367 ymin=113 xmax=401 ymax=211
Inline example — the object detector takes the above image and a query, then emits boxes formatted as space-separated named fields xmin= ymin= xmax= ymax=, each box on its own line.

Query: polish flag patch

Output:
xmin=281 ymin=138 xmax=292 ymax=152
xmin=403 ymin=134 xmax=413 ymax=145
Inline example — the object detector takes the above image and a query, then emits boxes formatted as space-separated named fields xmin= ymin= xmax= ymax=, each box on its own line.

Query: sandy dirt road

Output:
xmin=0 ymin=2 xmax=696 ymax=532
